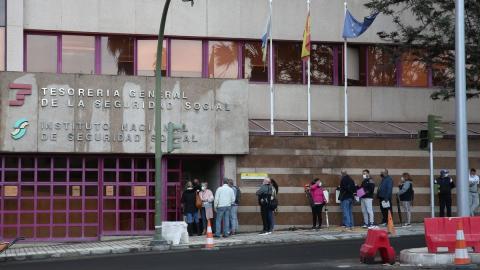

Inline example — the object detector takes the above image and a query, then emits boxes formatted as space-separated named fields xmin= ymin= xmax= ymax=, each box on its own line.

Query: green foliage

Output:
xmin=365 ymin=0 xmax=480 ymax=100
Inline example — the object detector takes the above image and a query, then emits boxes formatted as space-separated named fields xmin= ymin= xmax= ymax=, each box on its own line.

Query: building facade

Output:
xmin=0 ymin=0 xmax=479 ymax=241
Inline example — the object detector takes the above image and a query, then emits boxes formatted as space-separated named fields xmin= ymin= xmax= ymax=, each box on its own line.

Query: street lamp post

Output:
xmin=151 ymin=0 xmax=194 ymax=246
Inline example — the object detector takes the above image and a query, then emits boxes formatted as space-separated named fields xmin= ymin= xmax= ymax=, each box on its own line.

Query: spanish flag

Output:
xmin=301 ymin=12 xmax=311 ymax=61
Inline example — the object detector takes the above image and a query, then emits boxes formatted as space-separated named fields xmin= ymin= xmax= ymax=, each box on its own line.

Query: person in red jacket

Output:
xmin=308 ymin=178 xmax=327 ymax=230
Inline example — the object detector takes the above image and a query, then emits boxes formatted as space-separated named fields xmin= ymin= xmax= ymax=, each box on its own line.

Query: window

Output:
xmin=310 ymin=44 xmax=334 ymax=84
xmin=401 ymin=50 xmax=428 ymax=87
xmin=432 ymin=51 xmax=453 ymax=87
xmin=0 ymin=0 xmax=4 ymax=26
xmin=170 ymin=39 xmax=202 ymax=77
xmin=275 ymin=42 xmax=302 ymax=84
xmin=101 ymin=36 xmax=134 ymax=75
xmin=26 ymin=34 xmax=58 ymax=73
xmin=243 ymin=41 xmax=268 ymax=82
xmin=137 ymin=40 xmax=166 ymax=76
xmin=367 ymin=46 xmax=396 ymax=86
xmin=62 ymin=35 xmax=95 ymax=74
xmin=207 ymin=41 xmax=238 ymax=78
xmin=0 ymin=27 xmax=4 ymax=71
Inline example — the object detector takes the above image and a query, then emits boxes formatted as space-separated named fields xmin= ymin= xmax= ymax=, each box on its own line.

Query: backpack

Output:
xmin=269 ymin=188 xmax=278 ymax=210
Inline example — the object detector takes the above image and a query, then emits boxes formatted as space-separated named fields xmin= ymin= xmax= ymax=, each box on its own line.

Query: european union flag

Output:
xmin=342 ymin=10 xmax=378 ymax=39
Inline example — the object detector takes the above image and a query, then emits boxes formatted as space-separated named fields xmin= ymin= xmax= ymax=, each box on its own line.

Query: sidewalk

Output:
xmin=1 ymin=224 xmax=424 ymax=262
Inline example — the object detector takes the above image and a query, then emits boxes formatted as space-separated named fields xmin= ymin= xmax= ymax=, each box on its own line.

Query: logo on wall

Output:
xmin=9 ymin=83 xmax=32 ymax=106
xmin=11 ymin=118 xmax=29 ymax=140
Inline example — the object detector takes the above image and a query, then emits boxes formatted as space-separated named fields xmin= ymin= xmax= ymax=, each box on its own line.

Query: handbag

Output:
xmin=195 ymin=193 xmax=202 ymax=209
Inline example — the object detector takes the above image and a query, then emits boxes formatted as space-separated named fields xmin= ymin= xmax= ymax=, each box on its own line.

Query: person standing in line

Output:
xmin=339 ymin=170 xmax=356 ymax=231
xmin=398 ymin=172 xmax=414 ymax=226
xmin=181 ymin=181 xmax=201 ymax=236
xmin=192 ymin=178 xmax=202 ymax=192
xmin=377 ymin=169 xmax=393 ymax=226
xmin=199 ymin=182 xmax=214 ymax=235
xmin=256 ymin=177 xmax=274 ymax=235
xmin=435 ymin=169 xmax=455 ymax=217
xmin=308 ymin=178 xmax=326 ymax=230
xmin=269 ymin=178 xmax=279 ymax=232
xmin=359 ymin=169 xmax=376 ymax=229
xmin=214 ymin=178 xmax=235 ymax=238
xmin=469 ymin=168 xmax=479 ymax=216
xmin=228 ymin=179 xmax=241 ymax=235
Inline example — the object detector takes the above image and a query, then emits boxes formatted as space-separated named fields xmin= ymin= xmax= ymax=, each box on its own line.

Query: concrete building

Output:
xmin=0 ymin=0 xmax=479 ymax=241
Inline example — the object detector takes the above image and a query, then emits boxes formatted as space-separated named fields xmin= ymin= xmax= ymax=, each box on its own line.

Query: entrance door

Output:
xmin=164 ymin=156 xmax=223 ymax=222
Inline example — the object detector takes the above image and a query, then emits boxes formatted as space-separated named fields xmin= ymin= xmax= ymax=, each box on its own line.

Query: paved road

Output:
xmin=2 ymin=235 xmax=426 ymax=270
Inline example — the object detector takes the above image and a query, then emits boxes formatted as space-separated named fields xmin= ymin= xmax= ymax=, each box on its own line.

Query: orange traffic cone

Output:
xmin=387 ymin=210 xmax=396 ymax=236
xmin=203 ymin=219 xmax=218 ymax=250
xmin=454 ymin=220 xmax=471 ymax=266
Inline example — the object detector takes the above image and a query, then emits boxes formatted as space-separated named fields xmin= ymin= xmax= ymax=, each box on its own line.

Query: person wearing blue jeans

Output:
xmin=214 ymin=179 xmax=236 ymax=237
xmin=339 ymin=170 xmax=356 ymax=230
xmin=215 ymin=206 xmax=231 ymax=237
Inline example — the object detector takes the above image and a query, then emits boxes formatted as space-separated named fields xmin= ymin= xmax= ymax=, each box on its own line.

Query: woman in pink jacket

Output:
xmin=309 ymin=178 xmax=326 ymax=230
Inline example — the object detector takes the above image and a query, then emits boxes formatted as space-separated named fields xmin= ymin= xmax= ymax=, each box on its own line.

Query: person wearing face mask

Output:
xmin=227 ymin=179 xmax=241 ymax=235
xmin=434 ymin=169 xmax=455 ymax=217
xmin=181 ymin=181 xmax=200 ymax=236
xmin=199 ymin=182 xmax=214 ymax=235
xmin=308 ymin=178 xmax=326 ymax=230
xmin=360 ymin=170 xmax=376 ymax=229
xmin=377 ymin=169 xmax=393 ymax=226
xmin=398 ymin=173 xmax=414 ymax=226
xmin=469 ymin=168 xmax=479 ymax=216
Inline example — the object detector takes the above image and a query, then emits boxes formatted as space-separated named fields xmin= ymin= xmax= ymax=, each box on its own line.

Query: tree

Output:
xmin=365 ymin=0 xmax=479 ymax=100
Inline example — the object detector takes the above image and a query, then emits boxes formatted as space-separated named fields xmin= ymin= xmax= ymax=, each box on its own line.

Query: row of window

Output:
xmin=24 ymin=33 xmax=441 ymax=87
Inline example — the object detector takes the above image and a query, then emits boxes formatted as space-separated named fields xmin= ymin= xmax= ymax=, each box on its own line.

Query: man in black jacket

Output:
xmin=339 ymin=170 xmax=356 ymax=230
xmin=435 ymin=169 xmax=455 ymax=217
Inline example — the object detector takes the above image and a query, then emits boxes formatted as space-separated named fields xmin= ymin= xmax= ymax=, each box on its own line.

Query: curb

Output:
xmin=400 ymin=247 xmax=480 ymax=267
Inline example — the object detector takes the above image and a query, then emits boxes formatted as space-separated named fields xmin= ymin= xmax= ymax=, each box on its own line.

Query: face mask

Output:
xmin=201 ymin=186 xmax=206 ymax=191
xmin=401 ymin=177 xmax=405 ymax=181
xmin=362 ymin=174 xmax=368 ymax=179
xmin=445 ymin=174 xmax=449 ymax=177
xmin=318 ymin=182 xmax=322 ymax=187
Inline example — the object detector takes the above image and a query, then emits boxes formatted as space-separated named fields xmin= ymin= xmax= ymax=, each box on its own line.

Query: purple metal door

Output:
xmin=165 ymin=158 xmax=183 ymax=221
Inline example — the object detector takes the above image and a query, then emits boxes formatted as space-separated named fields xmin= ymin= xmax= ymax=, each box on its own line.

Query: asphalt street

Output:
xmin=2 ymin=235 xmax=428 ymax=270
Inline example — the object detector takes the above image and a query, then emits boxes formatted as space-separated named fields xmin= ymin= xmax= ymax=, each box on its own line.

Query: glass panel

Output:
xmin=21 ymin=171 xmax=34 ymax=182
xmin=85 ymin=171 xmax=98 ymax=182
xmin=70 ymin=171 xmax=83 ymax=182
xmin=103 ymin=213 xmax=116 ymax=230
xmin=37 ymin=199 xmax=50 ymax=210
xmin=85 ymin=158 xmax=98 ymax=169
xmin=135 ymin=158 xmax=147 ymax=169
xmin=119 ymin=186 xmax=131 ymax=196
xmin=68 ymin=226 xmax=81 ymax=237
xmin=244 ymin=41 xmax=268 ymax=82
xmin=37 ymin=227 xmax=50 ymax=238
xmin=52 ymin=226 xmax=66 ymax=238
xmin=21 ymin=185 xmax=35 ymax=196
xmin=85 ymin=212 xmax=98 ymax=223
xmin=85 ymin=186 xmax=98 ymax=196
xmin=311 ymin=44 xmax=333 ymax=84
xmin=5 ymin=171 xmax=18 ymax=181
xmin=119 ymin=172 xmax=131 ymax=182
xmin=134 ymin=171 xmax=146 ymax=182
xmin=4 ymin=199 xmax=17 ymax=210
xmin=20 ymin=227 xmax=34 ymax=238
xmin=62 ymin=35 xmax=95 ymax=74
xmin=20 ymin=199 xmax=34 ymax=210
xmin=38 ymin=171 xmax=51 ymax=182
xmin=119 ymin=213 xmax=131 ymax=231
xmin=53 ymin=199 xmax=66 ymax=210
xmin=5 ymin=156 xmax=18 ymax=168
xmin=101 ymin=36 xmax=134 ymax=75
xmin=37 ymin=186 xmax=50 ymax=196
xmin=119 ymin=199 xmax=131 ymax=210
xmin=134 ymin=213 xmax=146 ymax=230
xmin=137 ymin=39 xmax=166 ymax=76
xmin=401 ymin=50 xmax=428 ymax=87
xmin=85 ymin=199 xmax=97 ymax=210
xmin=134 ymin=199 xmax=146 ymax=210
xmin=85 ymin=226 xmax=97 ymax=237
xmin=53 ymin=186 xmax=67 ymax=196
xmin=275 ymin=42 xmax=302 ymax=84
xmin=37 ymin=213 xmax=50 ymax=224
xmin=54 ymin=157 xmax=67 ymax=168
xmin=0 ymin=0 xmax=5 ymax=26
xmin=103 ymin=199 xmax=116 ymax=210
xmin=104 ymin=171 xmax=116 ymax=182
xmin=0 ymin=28 xmax=3 ymax=71
xmin=432 ymin=51 xmax=454 ymax=87
xmin=53 ymin=213 xmax=66 ymax=224
xmin=69 ymin=213 xmax=82 ymax=223
xmin=208 ymin=41 xmax=238 ymax=78
xmin=170 ymin=39 xmax=202 ymax=77
xmin=4 ymin=213 xmax=17 ymax=224
xmin=21 ymin=157 xmax=35 ymax=168
xmin=368 ymin=46 xmax=396 ymax=86
xmin=4 ymin=228 xmax=17 ymax=238
xmin=26 ymin=34 xmax=58 ymax=73
xmin=53 ymin=171 xmax=67 ymax=182
xmin=69 ymin=199 xmax=82 ymax=210
xmin=20 ymin=213 xmax=34 ymax=224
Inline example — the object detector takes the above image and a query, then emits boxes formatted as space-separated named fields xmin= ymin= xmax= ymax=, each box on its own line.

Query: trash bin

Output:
xmin=161 ymin=221 xmax=189 ymax=245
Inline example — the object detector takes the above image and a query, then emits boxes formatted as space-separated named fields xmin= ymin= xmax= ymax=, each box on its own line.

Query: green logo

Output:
xmin=11 ymin=118 xmax=29 ymax=140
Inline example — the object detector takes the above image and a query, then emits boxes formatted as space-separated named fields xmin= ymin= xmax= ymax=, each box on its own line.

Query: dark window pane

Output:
xmin=208 ymin=41 xmax=238 ymax=78
xmin=101 ymin=36 xmax=134 ymax=75
xmin=401 ymin=50 xmax=428 ymax=87
xmin=170 ymin=39 xmax=202 ymax=77
xmin=62 ymin=35 xmax=95 ymax=74
xmin=311 ymin=44 xmax=333 ymax=85
xmin=432 ymin=51 xmax=454 ymax=87
xmin=367 ymin=46 xmax=396 ymax=86
xmin=275 ymin=42 xmax=302 ymax=84
xmin=26 ymin=34 xmax=58 ymax=73
xmin=244 ymin=41 xmax=268 ymax=82
xmin=137 ymin=39 xmax=166 ymax=76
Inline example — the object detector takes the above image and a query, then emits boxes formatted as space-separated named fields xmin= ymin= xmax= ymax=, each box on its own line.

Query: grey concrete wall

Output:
xmin=0 ymin=72 xmax=249 ymax=154
xmin=23 ymin=0 xmax=394 ymax=43
xmin=248 ymin=84 xmax=480 ymax=123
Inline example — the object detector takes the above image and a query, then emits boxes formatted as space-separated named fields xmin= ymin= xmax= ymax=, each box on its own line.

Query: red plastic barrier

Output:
xmin=360 ymin=229 xmax=396 ymax=265
xmin=424 ymin=216 xmax=480 ymax=253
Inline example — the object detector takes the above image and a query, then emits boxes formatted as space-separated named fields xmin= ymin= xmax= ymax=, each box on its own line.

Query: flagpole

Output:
xmin=307 ymin=0 xmax=311 ymax=136
xmin=269 ymin=0 xmax=274 ymax=136
xmin=343 ymin=0 xmax=349 ymax=137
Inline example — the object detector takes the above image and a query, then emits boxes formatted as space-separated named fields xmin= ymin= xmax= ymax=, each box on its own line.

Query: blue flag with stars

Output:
xmin=342 ymin=10 xmax=378 ymax=39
